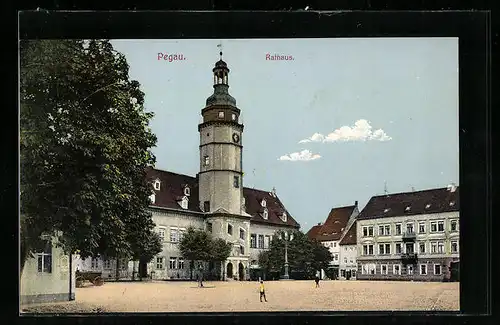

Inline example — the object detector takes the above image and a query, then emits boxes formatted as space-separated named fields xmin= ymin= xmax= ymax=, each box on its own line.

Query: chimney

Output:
xmin=317 ymin=222 xmax=322 ymax=226
xmin=272 ymin=187 xmax=277 ymax=197
xmin=355 ymin=200 xmax=358 ymax=207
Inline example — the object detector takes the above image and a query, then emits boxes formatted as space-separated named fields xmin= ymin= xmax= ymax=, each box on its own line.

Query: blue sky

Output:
xmin=111 ymin=38 xmax=459 ymax=232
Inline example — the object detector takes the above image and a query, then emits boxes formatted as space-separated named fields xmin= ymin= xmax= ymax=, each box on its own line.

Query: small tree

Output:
xmin=210 ymin=238 xmax=232 ymax=280
xmin=130 ymin=230 xmax=163 ymax=280
xmin=178 ymin=227 xmax=212 ymax=279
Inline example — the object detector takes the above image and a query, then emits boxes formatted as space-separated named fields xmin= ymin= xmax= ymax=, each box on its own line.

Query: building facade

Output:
xmin=339 ymin=219 xmax=357 ymax=280
xmin=356 ymin=185 xmax=460 ymax=281
xmin=20 ymin=235 xmax=76 ymax=305
xmin=76 ymin=53 xmax=300 ymax=281
xmin=306 ymin=202 xmax=359 ymax=279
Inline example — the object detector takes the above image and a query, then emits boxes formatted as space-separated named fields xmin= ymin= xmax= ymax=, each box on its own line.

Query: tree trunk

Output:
xmin=115 ymin=256 xmax=120 ymax=281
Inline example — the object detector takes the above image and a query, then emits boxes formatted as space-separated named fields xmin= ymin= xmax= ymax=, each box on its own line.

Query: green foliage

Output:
xmin=20 ymin=39 xmax=158 ymax=271
xmin=257 ymin=230 xmax=333 ymax=279
xmin=179 ymin=227 xmax=232 ymax=263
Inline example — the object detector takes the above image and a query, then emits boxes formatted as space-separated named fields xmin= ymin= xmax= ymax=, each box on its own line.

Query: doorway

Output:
xmin=227 ymin=262 xmax=233 ymax=278
xmin=238 ymin=263 xmax=244 ymax=281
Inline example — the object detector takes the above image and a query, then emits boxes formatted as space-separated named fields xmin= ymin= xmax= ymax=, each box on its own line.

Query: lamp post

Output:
xmin=280 ymin=231 xmax=293 ymax=280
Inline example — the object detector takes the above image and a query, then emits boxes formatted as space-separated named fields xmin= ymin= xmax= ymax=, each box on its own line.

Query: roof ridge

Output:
xmin=149 ymin=167 xmax=196 ymax=179
xmin=371 ymin=186 xmax=459 ymax=198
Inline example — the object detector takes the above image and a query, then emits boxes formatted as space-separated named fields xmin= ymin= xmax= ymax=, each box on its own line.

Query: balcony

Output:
xmin=401 ymin=253 xmax=418 ymax=264
xmin=402 ymin=232 xmax=416 ymax=242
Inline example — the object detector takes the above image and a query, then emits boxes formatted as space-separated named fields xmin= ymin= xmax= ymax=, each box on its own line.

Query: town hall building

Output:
xmin=75 ymin=52 xmax=300 ymax=281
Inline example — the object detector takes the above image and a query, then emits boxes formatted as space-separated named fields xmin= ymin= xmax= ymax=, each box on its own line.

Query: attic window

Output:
xmin=154 ymin=180 xmax=161 ymax=191
xmin=334 ymin=220 xmax=340 ymax=223
xmin=262 ymin=209 xmax=268 ymax=220
xmin=281 ymin=212 xmax=287 ymax=222
xmin=405 ymin=206 xmax=411 ymax=212
xmin=425 ymin=204 xmax=431 ymax=209
xmin=384 ymin=208 xmax=390 ymax=213
xmin=180 ymin=196 xmax=189 ymax=209
xmin=149 ymin=193 xmax=156 ymax=204
xmin=184 ymin=186 xmax=190 ymax=196
xmin=449 ymin=201 xmax=455 ymax=207
xmin=261 ymin=199 xmax=266 ymax=207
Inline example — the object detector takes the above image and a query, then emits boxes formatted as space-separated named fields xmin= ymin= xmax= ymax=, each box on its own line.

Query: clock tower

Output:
xmin=198 ymin=52 xmax=244 ymax=215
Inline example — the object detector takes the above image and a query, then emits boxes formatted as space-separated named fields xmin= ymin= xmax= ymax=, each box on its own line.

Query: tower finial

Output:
xmin=217 ymin=42 xmax=223 ymax=59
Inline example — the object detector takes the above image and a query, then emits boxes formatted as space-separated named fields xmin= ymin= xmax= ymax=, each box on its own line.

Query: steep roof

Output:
xmin=339 ymin=222 xmax=357 ymax=245
xmin=146 ymin=167 xmax=299 ymax=228
xmin=306 ymin=224 xmax=323 ymax=240
xmin=357 ymin=186 xmax=460 ymax=220
xmin=307 ymin=205 xmax=356 ymax=242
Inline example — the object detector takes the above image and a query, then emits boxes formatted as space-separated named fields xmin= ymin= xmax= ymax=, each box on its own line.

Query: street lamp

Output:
xmin=279 ymin=231 xmax=294 ymax=280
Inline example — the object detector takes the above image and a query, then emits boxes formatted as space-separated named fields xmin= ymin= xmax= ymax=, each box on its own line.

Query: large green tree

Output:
xmin=258 ymin=230 xmax=333 ymax=279
xmin=20 ymin=39 xmax=159 ymax=274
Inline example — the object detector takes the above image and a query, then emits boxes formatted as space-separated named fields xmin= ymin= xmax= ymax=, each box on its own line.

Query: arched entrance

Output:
xmin=238 ymin=263 xmax=244 ymax=281
xmin=226 ymin=262 xmax=233 ymax=279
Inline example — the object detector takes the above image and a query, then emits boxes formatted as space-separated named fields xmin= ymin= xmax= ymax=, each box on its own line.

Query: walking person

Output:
xmin=259 ymin=280 xmax=267 ymax=302
xmin=314 ymin=275 xmax=320 ymax=288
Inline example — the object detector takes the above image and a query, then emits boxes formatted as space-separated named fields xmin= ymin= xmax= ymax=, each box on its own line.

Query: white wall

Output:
xmin=339 ymin=244 xmax=357 ymax=279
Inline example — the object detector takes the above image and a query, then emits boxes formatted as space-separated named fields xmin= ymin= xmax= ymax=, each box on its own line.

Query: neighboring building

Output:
xmin=307 ymin=202 xmax=359 ymax=279
xmin=356 ymin=185 xmax=460 ymax=281
xmin=76 ymin=53 xmax=299 ymax=281
xmin=20 ymin=235 xmax=76 ymax=305
xmin=339 ymin=217 xmax=358 ymax=280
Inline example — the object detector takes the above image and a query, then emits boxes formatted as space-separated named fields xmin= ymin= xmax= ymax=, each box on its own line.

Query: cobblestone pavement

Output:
xmin=21 ymin=280 xmax=459 ymax=313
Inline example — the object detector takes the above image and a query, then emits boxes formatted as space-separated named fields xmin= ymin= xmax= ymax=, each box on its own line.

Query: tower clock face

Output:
xmin=232 ymin=133 xmax=240 ymax=143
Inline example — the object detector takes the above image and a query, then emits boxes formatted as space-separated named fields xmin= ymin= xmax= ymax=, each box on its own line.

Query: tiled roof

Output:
xmin=357 ymin=186 xmax=459 ymax=220
xmin=307 ymin=205 xmax=356 ymax=242
xmin=146 ymin=167 xmax=299 ymax=228
xmin=339 ymin=222 xmax=357 ymax=245
xmin=306 ymin=224 xmax=323 ymax=240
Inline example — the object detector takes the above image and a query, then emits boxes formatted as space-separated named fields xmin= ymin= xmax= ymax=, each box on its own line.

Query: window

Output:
xmin=405 ymin=243 xmax=415 ymax=254
xmin=204 ymin=155 xmax=210 ymax=166
xmin=240 ymin=245 xmax=245 ymax=255
xmin=393 ymin=264 xmax=401 ymax=275
xmin=434 ymin=264 xmax=442 ymax=275
xmin=344 ymin=257 xmax=348 ymax=263
xmin=233 ymin=176 xmax=239 ymax=188
xmin=218 ymin=111 xmax=224 ymax=118
xmin=281 ymin=212 xmax=287 ymax=222
xmin=438 ymin=242 xmax=445 ymax=253
xmin=258 ymin=235 xmax=264 ymax=249
xmin=207 ymin=222 xmax=212 ymax=233
xmin=395 ymin=243 xmax=402 ymax=254
xmin=363 ymin=244 xmax=374 ymax=255
xmin=363 ymin=226 xmax=374 ymax=237
xmin=227 ymin=224 xmax=233 ymax=236
xmin=378 ymin=243 xmax=391 ymax=255
xmin=169 ymin=257 xmax=176 ymax=269
xmin=156 ymin=257 xmax=164 ymax=269
xmin=420 ymin=264 xmax=427 ymax=275
xmin=350 ymin=259 xmax=353 ymax=263
xmin=381 ymin=265 xmax=388 ymax=275
xmin=120 ymin=259 xmax=127 ymax=270
xmin=178 ymin=229 xmax=186 ymax=242
xmin=450 ymin=220 xmax=458 ymax=232
xmin=333 ymin=242 xmax=337 ymax=247
xmin=379 ymin=225 xmax=384 ymax=236
xmin=103 ymin=259 xmax=111 ymax=269
xmin=239 ymin=228 xmax=245 ymax=240
xmin=178 ymin=258 xmax=185 ymax=269
xmin=262 ymin=209 xmax=268 ymax=220
xmin=395 ymin=224 xmax=402 ymax=235
xmin=384 ymin=225 xmax=391 ymax=235
xmin=430 ymin=221 xmax=437 ymax=232
xmin=170 ymin=228 xmax=179 ymax=242
xmin=405 ymin=206 xmax=411 ymax=212
xmin=431 ymin=242 xmax=437 ymax=253
xmin=341 ymin=270 xmax=346 ymax=277
xmin=385 ymin=243 xmax=391 ymax=254
xmin=37 ymin=241 xmax=52 ymax=273
xmin=204 ymin=201 xmax=210 ymax=212
xmin=180 ymin=197 xmax=189 ymax=209
xmin=334 ymin=254 xmax=339 ymax=261
xmin=419 ymin=242 xmax=426 ymax=253
xmin=149 ymin=193 xmax=156 ymax=204
xmin=154 ymin=180 xmax=161 ymax=191
xmin=406 ymin=223 xmax=414 ymax=234
xmin=250 ymin=234 xmax=257 ymax=248
xmin=437 ymin=221 xmax=445 ymax=232
xmin=264 ymin=235 xmax=270 ymax=249
xmin=407 ymin=265 xmax=414 ymax=275
xmin=261 ymin=199 xmax=266 ymax=207
xmin=91 ymin=258 xmax=99 ymax=269
xmin=419 ymin=222 xmax=426 ymax=233
xmin=158 ymin=228 xmax=165 ymax=241
xmin=451 ymin=241 xmax=459 ymax=253
xmin=232 ymin=113 xmax=236 ymax=121
xmin=379 ymin=244 xmax=384 ymax=255
xmin=184 ymin=187 xmax=190 ymax=196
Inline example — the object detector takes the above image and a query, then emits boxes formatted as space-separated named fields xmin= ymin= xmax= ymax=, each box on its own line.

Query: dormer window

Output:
xmin=262 ymin=209 xmax=268 ymax=220
xmin=384 ymin=208 xmax=390 ymax=213
xmin=184 ymin=186 xmax=190 ymax=196
xmin=153 ymin=179 xmax=161 ymax=191
xmin=425 ymin=204 xmax=431 ymax=209
xmin=449 ymin=201 xmax=455 ymax=207
xmin=281 ymin=212 xmax=287 ymax=222
xmin=405 ymin=206 xmax=411 ymax=212
xmin=149 ymin=193 xmax=156 ymax=204
xmin=261 ymin=199 xmax=266 ymax=207
xmin=180 ymin=196 xmax=189 ymax=209
xmin=218 ymin=111 xmax=224 ymax=119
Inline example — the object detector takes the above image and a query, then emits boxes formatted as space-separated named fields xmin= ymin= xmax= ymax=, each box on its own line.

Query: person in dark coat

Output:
xmin=314 ymin=275 xmax=320 ymax=288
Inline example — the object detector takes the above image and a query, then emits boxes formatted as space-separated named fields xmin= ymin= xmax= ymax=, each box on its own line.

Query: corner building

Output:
xmin=75 ymin=54 xmax=299 ymax=281
xmin=356 ymin=185 xmax=460 ymax=281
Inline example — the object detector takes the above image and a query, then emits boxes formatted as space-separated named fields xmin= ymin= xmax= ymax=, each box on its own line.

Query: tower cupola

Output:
xmin=206 ymin=51 xmax=237 ymax=107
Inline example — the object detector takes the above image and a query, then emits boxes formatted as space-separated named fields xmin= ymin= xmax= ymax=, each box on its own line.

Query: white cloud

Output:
xmin=299 ymin=119 xmax=392 ymax=143
xmin=278 ymin=149 xmax=321 ymax=162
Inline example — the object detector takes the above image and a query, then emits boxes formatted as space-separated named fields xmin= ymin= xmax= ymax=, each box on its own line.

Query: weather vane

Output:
xmin=217 ymin=42 xmax=223 ymax=59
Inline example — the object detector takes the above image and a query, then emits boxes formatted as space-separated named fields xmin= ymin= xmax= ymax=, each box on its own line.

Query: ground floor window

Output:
xmin=170 ymin=257 xmax=177 ymax=269
xmin=341 ymin=269 xmax=346 ymax=277
xmin=91 ymin=258 xmax=99 ymax=269
xmin=178 ymin=258 xmax=185 ymax=270
xmin=37 ymin=240 xmax=52 ymax=273
xmin=407 ymin=265 xmax=414 ymax=275
xmin=420 ymin=264 xmax=428 ymax=275
xmin=381 ymin=264 xmax=388 ymax=275
xmin=103 ymin=259 xmax=111 ymax=269
xmin=156 ymin=257 xmax=164 ymax=270
xmin=434 ymin=264 xmax=442 ymax=275
xmin=393 ymin=264 xmax=401 ymax=275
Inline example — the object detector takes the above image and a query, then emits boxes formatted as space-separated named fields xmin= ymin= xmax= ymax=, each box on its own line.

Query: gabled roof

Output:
xmin=357 ymin=186 xmax=459 ymax=220
xmin=339 ymin=222 xmax=357 ymax=245
xmin=307 ymin=205 xmax=356 ymax=242
xmin=146 ymin=167 xmax=299 ymax=228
